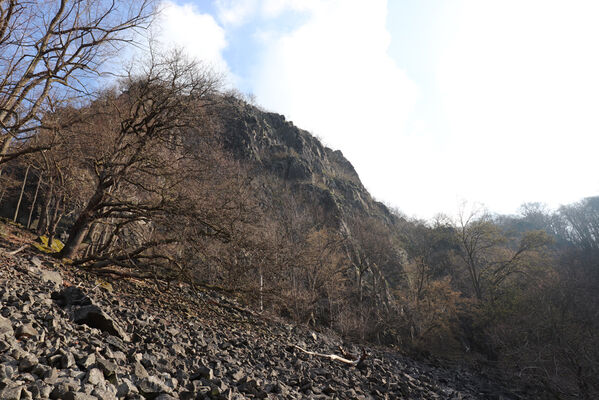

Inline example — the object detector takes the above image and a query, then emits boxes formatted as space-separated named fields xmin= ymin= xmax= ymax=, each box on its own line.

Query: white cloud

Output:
xmin=153 ymin=1 xmax=232 ymax=80
xmin=215 ymin=0 xmax=258 ymax=26
xmin=147 ymin=0 xmax=599 ymax=219
xmin=437 ymin=0 xmax=599 ymax=214
xmin=216 ymin=0 xmax=324 ymax=24
xmin=250 ymin=0 xmax=421 ymax=210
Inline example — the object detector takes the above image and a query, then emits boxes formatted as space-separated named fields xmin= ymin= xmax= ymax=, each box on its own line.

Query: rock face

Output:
xmin=219 ymin=98 xmax=398 ymax=228
xmin=0 ymin=250 xmax=541 ymax=399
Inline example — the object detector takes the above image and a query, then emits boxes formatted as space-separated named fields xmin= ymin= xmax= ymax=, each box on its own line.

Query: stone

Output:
xmin=232 ymin=370 xmax=245 ymax=382
xmin=62 ymin=391 xmax=99 ymax=400
xmin=116 ymin=378 xmax=138 ymax=398
xmin=86 ymin=368 xmax=105 ymax=386
xmin=80 ymin=353 xmax=96 ymax=370
xmin=0 ymin=383 xmax=23 ymax=400
xmin=138 ymin=376 xmax=171 ymax=399
xmin=0 ymin=315 xmax=13 ymax=338
xmin=96 ymin=357 xmax=117 ymax=377
xmin=133 ymin=361 xmax=149 ymax=381
xmin=30 ymin=257 xmax=43 ymax=268
xmin=60 ymin=350 xmax=76 ymax=369
xmin=40 ymin=269 xmax=63 ymax=286
xmin=15 ymin=323 xmax=38 ymax=340
xmin=190 ymin=365 xmax=213 ymax=380
xmin=72 ymin=305 xmax=130 ymax=342
xmin=18 ymin=353 xmax=38 ymax=372
xmin=155 ymin=394 xmax=178 ymax=400
xmin=51 ymin=286 xmax=92 ymax=307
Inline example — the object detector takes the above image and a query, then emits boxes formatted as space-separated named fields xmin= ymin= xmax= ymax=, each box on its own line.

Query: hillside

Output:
xmin=0 ymin=226 xmax=535 ymax=400
xmin=0 ymin=68 xmax=596 ymax=399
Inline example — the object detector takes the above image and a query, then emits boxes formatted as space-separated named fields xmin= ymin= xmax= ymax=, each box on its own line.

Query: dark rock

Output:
xmin=86 ymin=368 xmax=105 ymax=386
xmin=190 ymin=365 xmax=213 ymax=380
xmin=96 ymin=357 xmax=117 ymax=377
xmin=60 ymin=349 xmax=76 ymax=369
xmin=73 ymin=305 xmax=130 ymax=342
xmin=116 ymin=378 xmax=138 ymax=398
xmin=154 ymin=394 xmax=178 ymax=400
xmin=138 ymin=376 xmax=171 ymax=399
xmin=79 ymin=353 xmax=96 ymax=370
xmin=18 ymin=353 xmax=38 ymax=372
xmin=52 ymin=287 xmax=91 ymax=307
xmin=15 ymin=323 xmax=38 ymax=340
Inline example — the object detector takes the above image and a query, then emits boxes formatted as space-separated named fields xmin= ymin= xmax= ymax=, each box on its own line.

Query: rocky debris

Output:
xmin=51 ymin=287 xmax=130 ymax=342
xmin=0 ymin=249 xmax=538 ymax=399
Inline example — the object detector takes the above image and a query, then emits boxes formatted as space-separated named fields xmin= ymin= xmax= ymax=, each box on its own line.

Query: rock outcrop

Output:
xmin=218 ymin=98 xmax=398 ymax=228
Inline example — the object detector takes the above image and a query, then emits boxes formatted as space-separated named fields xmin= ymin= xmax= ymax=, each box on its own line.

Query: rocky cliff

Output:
xmin=218 ymin=98 xmax=397 ymax=229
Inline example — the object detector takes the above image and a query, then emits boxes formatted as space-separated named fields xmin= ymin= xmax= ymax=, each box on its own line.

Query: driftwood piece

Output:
xmin=293 ymin=345 xmax=368 ymax=367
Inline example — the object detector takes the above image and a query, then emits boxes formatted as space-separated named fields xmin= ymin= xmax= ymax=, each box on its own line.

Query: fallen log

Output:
xmin=293 ymin=345 xmax=367 ymax=367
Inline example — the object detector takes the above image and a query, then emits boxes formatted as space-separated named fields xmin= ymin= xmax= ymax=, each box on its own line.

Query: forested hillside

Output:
xmin=0 ymin=1 xmax=597 ymax=398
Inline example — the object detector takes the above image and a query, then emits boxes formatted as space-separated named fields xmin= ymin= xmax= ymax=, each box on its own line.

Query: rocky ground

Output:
xmin=0 ymin=234 xmax=541 ymax=399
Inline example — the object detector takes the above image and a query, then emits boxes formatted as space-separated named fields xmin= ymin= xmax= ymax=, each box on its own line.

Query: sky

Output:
xmin=148 ymin=0 xmax=599 ymax=219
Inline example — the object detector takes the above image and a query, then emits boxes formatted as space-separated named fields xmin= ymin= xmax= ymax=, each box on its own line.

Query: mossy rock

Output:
xmin=32 ymin=235 xmax=64 ymax=253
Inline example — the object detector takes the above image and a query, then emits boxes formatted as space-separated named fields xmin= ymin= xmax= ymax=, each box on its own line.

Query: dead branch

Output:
xmin=293 ymin=345 xmax=367 ymax=367
xmin=4 ymin=244 xmax=28 ymax=256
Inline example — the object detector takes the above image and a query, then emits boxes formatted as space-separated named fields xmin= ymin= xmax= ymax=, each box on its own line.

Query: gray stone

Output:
xmin=91 ymin=387 xmax=117 ymax=400
xmin=18 ymin=352 xmax=38 ymax=372
xmin=73 ymin=305 xmax=130 ymax=342
xmin=133 ymin=361 xmax=149 ymax=381
xmin=80 ymin=353 xmax=96 ymax=369
xmin=0 ymin=383 xmax=23 ymax=400
xmin=40 ymin=269 xmax=63 ymax=286
xmin=15 ymin=323 xmax=38 ymax=340
xmin=62 ymin=391 xmax=99 ymax=400
xmin=138 ymin=376 xmax=171 ymax=399
xmin=86 ymin=368 xmax=105 ymax=386
xmin=51 ymin=286 xmax=91 ymax=307
xmin=190 ymin=366 xmax=213 ymax=380
xmin=96 ymin=357 xmax=117 ymax=377
xmin=155 ymin=394 xmax=178 ymax=400
xmin=30 ymin=256 xmax=43 ymax=268
xmin=0 ymin=316 xmax=13 ymax=338
xmin=60 ymin=350 xmax=77 ymax=369
xmin=116 ymin=378 xmax=138 ymax=398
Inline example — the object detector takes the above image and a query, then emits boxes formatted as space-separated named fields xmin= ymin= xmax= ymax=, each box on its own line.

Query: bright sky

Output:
xmin=150 ymin=0 xmax=599 ymax=219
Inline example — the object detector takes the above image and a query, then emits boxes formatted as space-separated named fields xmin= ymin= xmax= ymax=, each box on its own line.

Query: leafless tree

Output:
xmin=0 ymin=0 xmax=155 ymax=164
xmin=455 ymin=204 xmax=550 ymax=300
xmin=56 ymin=52 xmax=221 ymax=268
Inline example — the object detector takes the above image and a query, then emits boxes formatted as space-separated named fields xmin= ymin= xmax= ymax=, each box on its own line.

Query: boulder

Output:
xmin=73 ymin=305 xmax=130 ymax=342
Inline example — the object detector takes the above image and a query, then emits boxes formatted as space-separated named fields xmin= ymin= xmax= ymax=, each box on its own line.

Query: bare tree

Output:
xmin=455 ymin=204 xmax=550 ymax=300
xmin=57 ymin=51 xmax=221 ymax=266
xmin=0 ymin=0 xmax=154 ymax=163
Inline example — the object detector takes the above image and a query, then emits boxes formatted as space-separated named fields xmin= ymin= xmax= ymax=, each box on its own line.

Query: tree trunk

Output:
xmin=59 ymin=214 xmax=92 ymax=259
xmin=59 ymin=184 xmax=106 ymax=259
xmin=27 ymin=172 xmax=42 ymax=229
xmin=37 ymin=180 xmax=54 ymax=235
xmin=13 ymin=165 xmax=30 ymax=222
xmin=47 ymin=196 xmax=64 ymax=245
xmin=0 ymin=136 xmax=13 ymax=172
